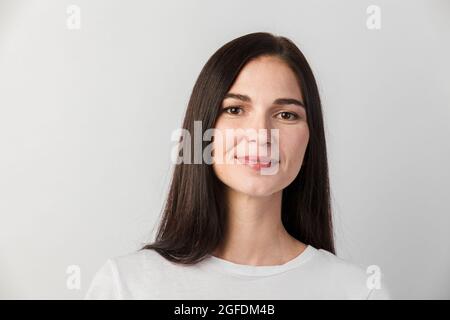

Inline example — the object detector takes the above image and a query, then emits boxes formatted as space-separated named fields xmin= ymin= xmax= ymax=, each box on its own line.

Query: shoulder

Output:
xmin=84 ymin=249 xmax=170 ymax=299
xmin=308 ymin=247 xmax=391 ymax=299
xmin=313 ymin=248 xmax=369 ymax=282
xmin=110 ymin=249 xmax=172 ymax=273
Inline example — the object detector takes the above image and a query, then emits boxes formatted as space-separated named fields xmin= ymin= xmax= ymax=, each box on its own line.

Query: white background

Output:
xmin=0 ymin=0 xmax=449 ymax=299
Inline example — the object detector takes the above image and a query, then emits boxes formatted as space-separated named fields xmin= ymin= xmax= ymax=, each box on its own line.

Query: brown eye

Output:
xmin=223 ymin=106 xmax=243 ymax=115
xmin=277 ymin=111 xmax=299 ymax=121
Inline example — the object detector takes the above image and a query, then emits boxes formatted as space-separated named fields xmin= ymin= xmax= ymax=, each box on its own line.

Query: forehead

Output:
xmin=227 ymin=55 xmax=303 ymax=101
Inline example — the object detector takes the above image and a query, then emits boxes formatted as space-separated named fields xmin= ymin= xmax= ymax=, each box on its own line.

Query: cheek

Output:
xmin=211 ymin=127 xmax=231 ymax=162
xmin=211 ymin=120 xmax=244 ymax=162
xmin=280 ymin=127 xmax=309 ymax=172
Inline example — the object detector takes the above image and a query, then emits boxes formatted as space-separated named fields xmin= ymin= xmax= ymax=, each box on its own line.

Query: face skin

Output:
xmin=211 ymin=55 xmax=310 ymax=266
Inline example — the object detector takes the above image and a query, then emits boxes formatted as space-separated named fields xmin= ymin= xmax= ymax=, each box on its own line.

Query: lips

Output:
xmin=235 ymin=155 xmax=274 ymax=169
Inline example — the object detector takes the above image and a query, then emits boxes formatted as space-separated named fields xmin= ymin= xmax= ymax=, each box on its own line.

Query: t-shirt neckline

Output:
xmin=202 ymin=245 xmax=317 ymax=277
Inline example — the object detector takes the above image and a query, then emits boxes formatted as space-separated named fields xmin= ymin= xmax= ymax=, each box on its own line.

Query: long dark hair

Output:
xmin=141 ymin=32 xmax=335 ymax=264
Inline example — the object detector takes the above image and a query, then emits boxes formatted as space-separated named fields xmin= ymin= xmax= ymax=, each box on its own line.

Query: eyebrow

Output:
xmin=224 ymin=93 xmax=305 ymax=108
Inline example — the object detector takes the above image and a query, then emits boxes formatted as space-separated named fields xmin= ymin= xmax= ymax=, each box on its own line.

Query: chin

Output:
xmin=213 ymin=165 xmax=291 ymax=197
xmin=228 ymin=179 xmax=282 ymax=198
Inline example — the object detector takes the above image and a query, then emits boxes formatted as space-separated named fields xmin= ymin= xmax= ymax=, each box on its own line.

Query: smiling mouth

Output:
xmin=234 ymin=155 xmax=279 ymax=170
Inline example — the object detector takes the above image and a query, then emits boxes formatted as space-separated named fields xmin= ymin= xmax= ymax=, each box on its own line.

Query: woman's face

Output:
xmin=212 ymin=55 xmax=309 ymax=197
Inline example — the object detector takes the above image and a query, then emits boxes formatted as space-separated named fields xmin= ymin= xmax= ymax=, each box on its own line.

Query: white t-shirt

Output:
xmin=84 ymin=245 xmax=390 ymax=299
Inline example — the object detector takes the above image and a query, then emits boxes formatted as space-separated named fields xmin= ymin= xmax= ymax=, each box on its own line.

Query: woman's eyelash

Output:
xmin=221 ymin=107 xmax=301 ymax=121
xmin=222 ymin=106 xmax=243 ymax=114
xmin=276 ymin=111 xmax=300 ymax=120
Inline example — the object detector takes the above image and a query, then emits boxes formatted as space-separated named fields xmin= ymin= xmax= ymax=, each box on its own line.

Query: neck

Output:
xmin=212 ymin=187 xmax=306 ymax=266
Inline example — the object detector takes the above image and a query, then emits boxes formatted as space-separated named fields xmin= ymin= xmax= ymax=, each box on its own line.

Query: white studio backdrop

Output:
xmin=0 ymin=0 xmax=449 ymax=299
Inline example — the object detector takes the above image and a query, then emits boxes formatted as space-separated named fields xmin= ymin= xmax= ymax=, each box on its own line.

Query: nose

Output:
xmin=245 ymin=112 xmax=272 ymax=147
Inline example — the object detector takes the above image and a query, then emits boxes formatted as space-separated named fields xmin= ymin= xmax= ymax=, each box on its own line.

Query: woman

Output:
xmin=85 ymin=32 xmax=390 ymax=299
